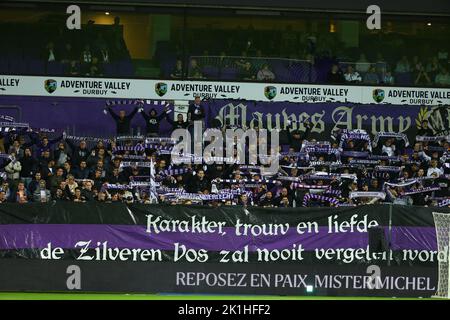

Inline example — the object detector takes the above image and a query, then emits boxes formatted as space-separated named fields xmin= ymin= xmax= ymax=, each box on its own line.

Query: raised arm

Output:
xmin=64 ymin=138 xmax=78 ymax=154
xmin=140 ymin=109 xmax=150 ymax=122
xmin=300 ymin=121 xmax=313 ymax=140
xmin=48 ymin=134 xmax=64 ymax=146
xmin=165 ymin=113 xmax=175 ymax=126
xmin=156 ymin=110 xmax=167 ymax=121
xmin=107 ymin=106 xmax=119 ymax=121
xmin=127 ymin=107 xmax=139 ymax=120
xmin=22 ymin=131 xmax=40 ymax=148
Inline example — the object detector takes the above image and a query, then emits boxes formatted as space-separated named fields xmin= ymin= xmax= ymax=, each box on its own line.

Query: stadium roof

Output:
xmin=2 ymin=0 xmax=450 ymax=16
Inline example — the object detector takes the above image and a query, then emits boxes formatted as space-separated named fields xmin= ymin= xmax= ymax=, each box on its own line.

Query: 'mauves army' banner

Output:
xmin=0 ymin=95 xmax=448 ymax=140
xmin=1 ymin=75 xmax=450 ymax=105
xmin=207 ymin=100 xmax=450 ymax=141
xmin=0 ymin=203 xmax=449 ymax=297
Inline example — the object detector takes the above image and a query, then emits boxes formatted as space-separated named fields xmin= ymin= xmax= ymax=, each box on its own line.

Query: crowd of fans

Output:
xmin=0 ymin=97 xmax=448 ymax=208
xmin=171 ymin=52 xmax=450 ymax=87
xmin=327 ymin=54 xmax=450 ymax=87
xmin=166 ymin=27 xmax=450 ymax=86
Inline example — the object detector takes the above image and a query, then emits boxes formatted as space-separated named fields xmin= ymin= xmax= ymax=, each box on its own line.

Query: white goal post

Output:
xmin=432 ymin=212 xmax=450 ymax=299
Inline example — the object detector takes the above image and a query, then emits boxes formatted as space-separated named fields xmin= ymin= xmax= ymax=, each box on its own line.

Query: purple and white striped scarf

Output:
xmin=106 ymin=99 xmax=144 ymax=106
xmin=291 ymin=183 xmax=330 ymax=190
xmin=120 ymin=161 xmax=153 ymax=168
xmin=349 ymin=191 xmax=386 ymax=200
xmin=303 ymin=193 xmax=340 ymax=207
xmin=373 ymin=132 xmax=409 ymax=147
xmin=402 ymin=186 xmax=441 ymax=196
xmin=164 ymin=192 xmax=234 ymax=201
xmin=375 ymin=165 xmax=402 ymax=172
xmin=64 ymin=134 xmax=110 ymax=143
xmin=157 ymin=168 xmax=191 ymax=176
xmin=118 ymin=155 xmax=148 ymax=160
xmin=349 ymin=159 xmax=379 ymax=165
xmin=115 ymin=135 xmax=146 ymax=141
xmin=416 ymin=135 xmax=450 ymax=142
xmin=113 ymin=144 xmax=173 ymax=153
xmin=145 ymin=137 xmax=178 ymax=144
xmin=341 ymin=151 xmax=369 ymax=158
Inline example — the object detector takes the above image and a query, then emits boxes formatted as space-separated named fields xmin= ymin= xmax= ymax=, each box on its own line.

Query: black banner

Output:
xmin=0 ymin=203 xmax=449 ymax=297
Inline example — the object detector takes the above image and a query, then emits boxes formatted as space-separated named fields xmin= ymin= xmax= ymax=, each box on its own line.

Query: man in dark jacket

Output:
xmin=106 ymin=167 xmax=127 ymax=185
xmin=166 ymin=113 xmax=189 ymax=131
xmin=49 ymin=167 xmax=65 ymax=192
xmin=91 ymin=169 xmax=105 ymax=191
xmin=107 ymin=106 xmax=138 ymax=136
xmin=259 ymin=191 xmax=274 ymax=207
xmin=187 ymin=96 xmax=206 ymax=124
xmin=66 ymin=139 xmax=89 ymax=168
xmin=327 ymin=64 xmax=345 ymax=84
xmin=187 ymin=169 xmax=211 ymax=193
xmin=73 ymin=160 xmax=90 ymax=180
xmin=37 ymin=150 xmax=54 ymax=181
xmin=81 ymin=180 xmax=95 ymax=201
xmin=274 ymin=187 xmax=294 ymax=207
xmin=140 ymin=105 xmax=168 ymax=136
xmin=19 ymin=147 xmax=38 ymax=187
xmin=28 ymin=172 xmax=42 ymax=195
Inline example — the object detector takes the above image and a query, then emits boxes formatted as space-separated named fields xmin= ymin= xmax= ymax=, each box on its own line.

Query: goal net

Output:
xmin=432 ymin=212 xmax=450 ymax=299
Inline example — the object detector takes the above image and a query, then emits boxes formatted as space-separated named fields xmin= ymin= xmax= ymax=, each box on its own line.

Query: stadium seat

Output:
xmin=269 ymin=59 xmax=287 ymax=70
xmin=220 ymin=67 xmax=239 ymax=80
xmin=117 ymin=60 xmax=134 ymax=77
xmin=103 ymin=63 xmax=117 ymax=77
xmin=315 ymin=60 xmax=333 ymax=83
xmin=9 ymin=59 xmax=27 ymax=74
xmin=47 ymin=62 xmax=65 ymax=76
xmin=273 ymin=66 xmax=291 ymax=82
xmin=28 ymin=60 xmax=46 ymax=75
xmin=298 ymin=64 xmax=318 ymax=83
xmin=157 ymin=55 xmax=178 ymax=77
xmin=202 ymin=65 xmax=220 ymax=79
xmin=395 ymin=72 xmax=413 ymax=86
xmin=0 ymin=59 xmax=9 ymax=74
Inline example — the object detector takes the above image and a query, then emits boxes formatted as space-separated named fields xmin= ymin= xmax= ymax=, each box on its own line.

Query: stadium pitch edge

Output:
xmin=0 ymin=293 xmax=437 ymax=300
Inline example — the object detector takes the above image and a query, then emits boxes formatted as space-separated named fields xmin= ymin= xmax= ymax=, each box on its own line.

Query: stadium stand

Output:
xmin=0 ymin=8 xmax=449 ymax=87
xmin=2 ymin=0 xmax=450 ymax=302
xmin=0 ymin=100 xmax=448 ymax=208
xmin=0 ymin=18 xmax=132 ymax=78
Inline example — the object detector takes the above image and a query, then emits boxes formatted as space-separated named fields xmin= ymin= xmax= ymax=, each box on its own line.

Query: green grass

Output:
xmin=0 ymin=293 xmax=437 ymax=300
